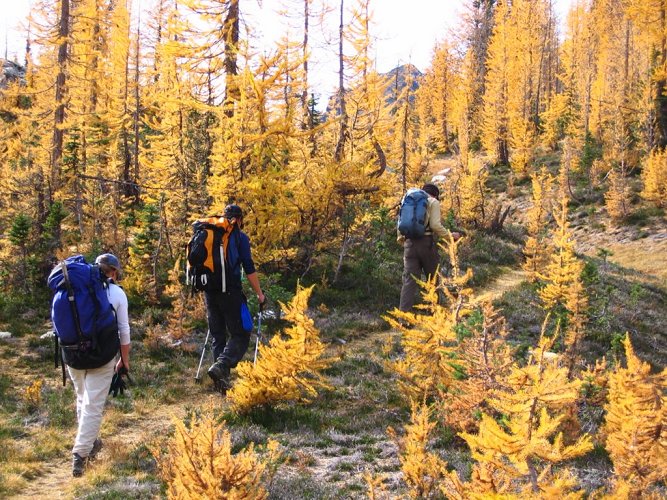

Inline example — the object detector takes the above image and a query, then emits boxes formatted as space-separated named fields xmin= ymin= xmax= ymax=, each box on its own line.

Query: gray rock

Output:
xmin=0 ymin=59 xmax=26 ymax=89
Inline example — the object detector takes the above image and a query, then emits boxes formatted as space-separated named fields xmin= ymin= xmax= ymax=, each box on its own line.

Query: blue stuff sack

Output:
xmin=240 ymin=300 xmax=253 ymax=332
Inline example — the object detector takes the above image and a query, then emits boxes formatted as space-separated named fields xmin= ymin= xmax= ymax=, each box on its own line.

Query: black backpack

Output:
xmin=186 ymin=221 xmax=225 ymax=293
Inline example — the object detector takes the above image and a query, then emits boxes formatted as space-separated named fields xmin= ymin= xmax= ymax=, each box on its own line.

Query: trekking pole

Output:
xmin=194 ymin=329 xmax=210 ymax=382
xmin=253 ymin=312 xmax=263 ymax=366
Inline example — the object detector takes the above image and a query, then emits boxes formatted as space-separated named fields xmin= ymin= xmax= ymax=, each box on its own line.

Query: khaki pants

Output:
xmin=399 ymin=236 xmax=439 ymax=311
xmin=68 ymin=358 xmax=115 ymax=457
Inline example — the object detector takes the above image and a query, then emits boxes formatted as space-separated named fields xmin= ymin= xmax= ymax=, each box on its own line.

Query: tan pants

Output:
xmin=67 ymin=358 xmax=115 ymax=457
xmin=399 ymin=236 xmax=439 ymax=311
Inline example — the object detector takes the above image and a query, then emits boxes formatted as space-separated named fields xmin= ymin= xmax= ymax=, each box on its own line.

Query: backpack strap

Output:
xmin=60 ymin=260 xmax=85 ymax=344
xmin=54 ymin=334 xmax=66 ymax=386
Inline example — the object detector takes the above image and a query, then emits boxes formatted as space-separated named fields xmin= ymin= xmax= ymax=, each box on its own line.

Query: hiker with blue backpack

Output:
xmin=48 ymin=253 xmax=131 ymax=477
xmin=185 ymin=204 xmax=266 ymax=394
xmin=397 ymin=183 xmax=460 ymax=311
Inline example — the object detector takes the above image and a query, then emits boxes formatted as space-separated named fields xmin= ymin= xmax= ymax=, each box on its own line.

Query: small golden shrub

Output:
xmin=23 ymin=379 xmax=43 ymax=412
xmin=158 ymin=411 xmax=281 ymax=499
xmin=227 ymin=285 xmax=332 ymax=413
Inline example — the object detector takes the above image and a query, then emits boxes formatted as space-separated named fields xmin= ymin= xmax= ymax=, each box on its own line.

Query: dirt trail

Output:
xmin=10 ymin=386 xmax=217 ymax=500
xmin=470 ymin=267 xmax=527 ymax=306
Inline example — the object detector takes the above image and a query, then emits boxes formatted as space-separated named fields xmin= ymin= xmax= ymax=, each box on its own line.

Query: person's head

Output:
xmin=421 ymin=183 xmax=440 ymax=200
xmin=224 ymin=204 xmax=243 ymax=227
xmin=95 ymin=253 xmax=122 ymax=280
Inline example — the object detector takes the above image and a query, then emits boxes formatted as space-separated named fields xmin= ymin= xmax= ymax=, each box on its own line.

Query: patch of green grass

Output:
xmin=324 ymin=355 xmax=384 ymax=378
xmin=227 ymin=405 xmax=324 ymax=434
xmin=337 ymin=460 xmax=355 ymax=472
xmin=459 ymin=231 xmax=522 ymax=288
xmin=624 ymin=205 xmax=664 ymax=226
xmin=44 ymin=385 xmax=76 ymax=428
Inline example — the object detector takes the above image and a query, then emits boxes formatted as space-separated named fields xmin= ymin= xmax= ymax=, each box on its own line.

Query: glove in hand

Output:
xmin=109 ymin=366 xmax=132 ymax=397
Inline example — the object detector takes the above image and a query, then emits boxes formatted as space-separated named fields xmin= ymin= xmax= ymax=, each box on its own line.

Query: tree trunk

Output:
xmin=655 ymin=1 xmax=667 ymax=149
xmin=223 ymin=0 xmax=240 ymax=119
xmin=133 ymin=14 xmax=141 ymax=203
xmin=51 ymin=0 xmax=70 ymax=196
xmin=301 ymin=0 xmax=309 ymax=127
xmin=334 ymin=0 xmax=348 ymax=163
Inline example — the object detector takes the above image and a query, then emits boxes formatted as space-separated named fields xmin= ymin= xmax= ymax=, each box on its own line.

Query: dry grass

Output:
xmin=604 ymin=240 xmax=667 ymax=288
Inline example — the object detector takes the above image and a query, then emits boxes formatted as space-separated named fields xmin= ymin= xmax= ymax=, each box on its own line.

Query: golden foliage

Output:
xmin=454 ymin=333 xmax=593 ymax=496
xmin=390 ymin=403 xmax=459 ymax=499
xmin=385 ymin=232 xmax=472 ymax=402
xmin=436 ymin=302 xmax=513 ymax=433
xmin=385 ymin=274 xmax=458 ymax=401
xmin=539 ymin=197 xmax=585 ymax=311
xmin=365 ymin=471 xmax=390 ymax=500
xmin=523 ymin=167 xmax=555 ymax=281
xmin=227 ymin=285 xmax=332 ymax=413
xmin=457 ymin=158 xmax=489 ymax=227
xmin=157 ymin=410 xmax=281 ymax=499
xmin=602 ymin=335 xmax=667 ymax=495
xmin=604 ymin=166 xmax=631 ymax=220
xmin=22 ymin=379 xmax=43 ymax=412
xmin=641 ymin=149 xmax=667 ymax=208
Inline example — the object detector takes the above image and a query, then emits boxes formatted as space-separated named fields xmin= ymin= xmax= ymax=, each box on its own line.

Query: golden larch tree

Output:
xmin=641 ymin=149 xmax=667 ymax=208
xmin=454 ymin=333 xmax=594 ymax=496
xmin=157 ymin=410 xmax=281 ymax=499
xmin=602 ymin=334 xmax=667 ymax=496
xmin=228 ymin=285 xmax=332 ymax=413
xmin=523 ymin=167 xmax=555 ymax=281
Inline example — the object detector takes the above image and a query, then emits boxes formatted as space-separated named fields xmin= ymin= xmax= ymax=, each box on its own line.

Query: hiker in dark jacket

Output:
xmin=398 ymin=183 xmax=459 ymax=311
xmin=206 ymin=204 xmax=265 ymax=392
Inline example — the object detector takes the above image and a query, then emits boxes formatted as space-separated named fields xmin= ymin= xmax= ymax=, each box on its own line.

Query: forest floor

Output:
xmin=3 ymin=232 xmax=665 ymax=499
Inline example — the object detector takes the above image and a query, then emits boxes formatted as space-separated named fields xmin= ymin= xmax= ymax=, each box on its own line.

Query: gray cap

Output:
xmin=95 ymin=253 xmax=122 ymax=277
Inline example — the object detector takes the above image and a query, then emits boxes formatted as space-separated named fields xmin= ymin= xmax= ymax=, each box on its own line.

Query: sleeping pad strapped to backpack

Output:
xmin=48 ymin=255 xmax=119 ymax=370
xmin=397 ymin=188 xmax=430 ymax=239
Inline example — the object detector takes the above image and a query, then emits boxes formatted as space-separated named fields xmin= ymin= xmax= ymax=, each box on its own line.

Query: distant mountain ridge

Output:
xmin=325 ymin=63 xmax=423 ymax=117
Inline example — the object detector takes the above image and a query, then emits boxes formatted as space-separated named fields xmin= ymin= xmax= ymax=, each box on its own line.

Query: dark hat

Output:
xmin=421 ymin=183 xmax=440 ymax=200
xmin=224 ymin=204 xmax=243 ymax=219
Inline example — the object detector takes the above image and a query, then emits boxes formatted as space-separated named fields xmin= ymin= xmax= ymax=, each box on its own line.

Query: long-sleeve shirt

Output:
xmin=107 ymin=283 xmax=130 ymax=345
xmin=397 ymin=195 xmax=448 ymax=243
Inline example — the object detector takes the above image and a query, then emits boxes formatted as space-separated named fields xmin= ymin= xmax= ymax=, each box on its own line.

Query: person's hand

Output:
xmin=258 ymin=292 xmax=266 ymax=311
xmin=116 ymin=358 xmax=129 ymax=373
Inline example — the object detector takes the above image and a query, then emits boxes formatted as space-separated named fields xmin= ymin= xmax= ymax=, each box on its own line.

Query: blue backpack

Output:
xmin=398 ymin=189 xmax=429 ymax=239
xmin=48 ymin=256 xmax=119 ymax=370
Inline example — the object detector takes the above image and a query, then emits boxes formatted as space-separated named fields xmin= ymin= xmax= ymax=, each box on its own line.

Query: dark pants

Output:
xmin=204 ymin=289 xmax=249 ymax=367
xmin=399 ymin=236 xmax=439 ymax=311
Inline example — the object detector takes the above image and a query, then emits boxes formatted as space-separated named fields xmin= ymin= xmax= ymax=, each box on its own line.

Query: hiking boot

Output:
xmin=89 ymin=438 xmax=103 ymax=460
xmin=207 ymin=361 xmax=231 ymax=393
xmin=72 ymin=453 xmax=87 ymax=477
